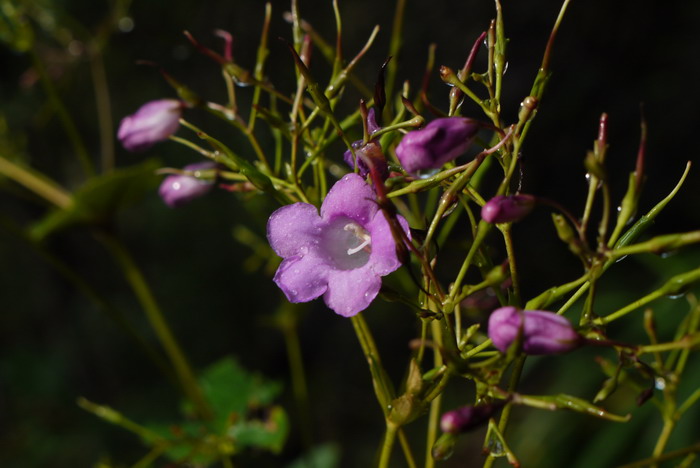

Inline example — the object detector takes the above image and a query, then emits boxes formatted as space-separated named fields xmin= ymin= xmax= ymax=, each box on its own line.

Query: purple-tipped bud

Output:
xmin=481 ymin=194 xmax=536 ymax=224
xmin=440 ymin=403 xmax=501 ymax=434
xmin=343 ymin=109 xmax=387 ymax=178
xmin=395 ymin=117 xmax=478 ymax=174
xmin=488 ymin=306 xmax=582 ymax=355
xmin=118 ymin=99 xmax=183 ymax=152
xmin=158 ymin=162 xmax=216 ymax=208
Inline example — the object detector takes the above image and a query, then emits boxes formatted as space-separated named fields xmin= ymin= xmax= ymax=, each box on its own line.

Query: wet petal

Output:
xmin=323 ymin=267 xmax=381 ymax=317
xmin=321 ymin=173 xmax=377 ymax=224
xmin=267 ymin=203 xmax=322 ymax=257
xmin=366 ymin=210 xmax=410 ymax=276
xmin=273 ymin=254 xmax=329 ymax=303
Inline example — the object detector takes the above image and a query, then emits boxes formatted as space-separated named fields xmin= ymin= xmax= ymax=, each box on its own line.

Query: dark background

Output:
xmin=1 ymin=0 xmax=699 ymax=466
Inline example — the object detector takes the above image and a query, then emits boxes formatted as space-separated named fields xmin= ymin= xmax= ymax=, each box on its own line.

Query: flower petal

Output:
xmin=267 ymin=203 xmax=323 ymax=258
xmin=321 ymin=173 xmax=377 ymax=224
xmin=366 ymin=210 xmax=410 ymax=276
xmin=323 ymin=267 xmax=381 ymax=317
xmin=273 ymin=254 xmax=329 ymax=303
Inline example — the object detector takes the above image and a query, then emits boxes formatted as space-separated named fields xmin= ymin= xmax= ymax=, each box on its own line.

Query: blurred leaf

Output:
xmin=0 ymin=1 xmax=33 ymax=52
xmin=229 ymin=405 xmax=288 ymax=454
xmin=195 ymin=355 xmax=284 ymax=432
xmin=29 ymin=159 xmax=161 ymax=240
xmin=286 ymin=443 xmax=341 ymax=468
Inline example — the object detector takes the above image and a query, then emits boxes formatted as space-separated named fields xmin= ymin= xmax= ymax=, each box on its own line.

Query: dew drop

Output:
xmin=666 ymin=292 xmax=687 ymax=300
xmin=655 ymin=377 xmax=666 ymax=390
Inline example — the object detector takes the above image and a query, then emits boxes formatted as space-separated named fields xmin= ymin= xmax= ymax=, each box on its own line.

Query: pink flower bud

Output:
xmin=488 ymin=306 xmax=582 ymax=355
xmin=440 ymin=403 xmax=502 ymax=434
xmin=395 ymin=117 xmax=478 ymax=174
xmin=158 ymin=162 xmax=216 ymax=208
xmin=481 ymin=194 xmax=535 ymax=224
xmin=118 ymin=99 xmax=183 ymax=152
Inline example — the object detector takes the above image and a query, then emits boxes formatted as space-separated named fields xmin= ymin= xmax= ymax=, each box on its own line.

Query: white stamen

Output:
xmin=344 ymin=223 xmax=372 ymax=255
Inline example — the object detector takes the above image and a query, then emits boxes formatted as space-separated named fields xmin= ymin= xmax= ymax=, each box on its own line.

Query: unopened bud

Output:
xmin=488 ymin=306 xmax=582 ymax=355
xmin=395 ymin=117 xmax=479 ymax=174
xmin=440 ymin=403 xmax=501 ymax=434
xmin=158 ymin=161 xmax=217 ymax=208
xmin=118 ymin=99 xmax=183 ymax=152
xmin=481 ymin=194 xmax=535 ymax=224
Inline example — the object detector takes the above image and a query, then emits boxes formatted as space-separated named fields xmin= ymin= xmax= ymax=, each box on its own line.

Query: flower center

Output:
xmin=321 ymin=218 xmax=372 ymax=270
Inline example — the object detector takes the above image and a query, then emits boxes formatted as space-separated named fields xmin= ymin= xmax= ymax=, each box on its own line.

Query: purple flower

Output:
xmin=488 ymin=306 xmax=582 ymax=355
xmin=343 ymin=108 xmax=388 ymax=179
xmin=159 ymin=162 xmax=217 ymax=208
xmin=440 ymin=403 xmax=503 ymax=434
xmin=395 ymin=117 xmax=479 ymax=173
xmin=266 ymin=173 xmax=410 ymax=317
xmin=118 ymin=99 xmax=183 ymax=152
xmin=481 ymin=194 xmax=535 ymax=224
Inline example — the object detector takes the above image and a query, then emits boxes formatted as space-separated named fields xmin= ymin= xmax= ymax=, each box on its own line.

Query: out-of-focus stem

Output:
xmin=0 ymin=155 xmax=72 ymax=209
xmin=31 ymin=49 xmax=94 ymax=177
xmin=385 ymin=0 xmax=406 ymax=113
xmin=425 ymin=319 xmax=444 ymax=468
xmin=96 ymin=232 xmax=212 ymax=420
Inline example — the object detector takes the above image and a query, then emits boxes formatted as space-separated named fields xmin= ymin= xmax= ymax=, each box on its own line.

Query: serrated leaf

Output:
xmin=196 ymin=356 xmax=283 ymax=433
xmin=29 ymin=159 xmax=161 ymax=240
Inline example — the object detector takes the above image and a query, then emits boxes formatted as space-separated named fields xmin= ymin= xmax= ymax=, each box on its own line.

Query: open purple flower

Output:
xmin=395 ymin=117 xmax=479 ymax=174
xmin=118 ymin=99 xmax=183 ymax=152
xmin=481 ymin=194 xmax=536 ymax=224
xmin=159 ymin=161 xmax=217 ymax=208
xmin=488 ymin=306 xmax=582 ymax=355
xmin=267 ymin=173 xmax=409 ymax=317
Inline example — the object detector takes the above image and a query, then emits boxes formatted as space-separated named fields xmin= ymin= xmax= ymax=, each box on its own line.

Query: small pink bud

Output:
xmin=118 ymin=99 xmax=183 ymax=152
xmin=481 ymin=194 xmax=535 ymax=224
xmin=395 ymin=117 xmax=478 ymax=174
xmin=158 ymin=162 xmax=216 ymax=208
xmin=440 ymin=403 xmax=502 ymax=434
xmin=488 ymin=306 xmax=582 ymax=355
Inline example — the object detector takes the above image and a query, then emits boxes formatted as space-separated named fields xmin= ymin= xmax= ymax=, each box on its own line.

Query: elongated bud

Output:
xmin=440 ymin=403 xmax=502 ymax=434
xmin=159 ymin=161 xmax=217 ymax=208
xmin=118 ymin=99 xmax=183 ymax=152
xmin=481 ymin=194 xmax=535 ymax=223
xmin=488 ymin=306 xmax=582 ymax=355
xmin=395 ymin=117 xmax=479 ymax=174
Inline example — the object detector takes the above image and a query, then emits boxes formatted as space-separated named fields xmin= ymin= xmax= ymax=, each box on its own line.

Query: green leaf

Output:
xmin=29 ymin=160 xmax=161 ymax=240
xmin=229 ymin=405 xmax=289 ymax=454
xmin=195 ymin=356 xmax=283 ymax=433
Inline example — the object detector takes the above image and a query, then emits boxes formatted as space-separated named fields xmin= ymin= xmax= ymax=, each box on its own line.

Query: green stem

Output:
xmin=31 ymin=49 xmax=94 ymax=177
xmin=483 ymin=356 xmax=526 ymax=468
xmin=0 ymin=155 xmax=72 ymax=209
xmin=95 ymin=232 xmax=212 ymax=420
xmin=618 ymin=442 xmax=700 ymax=468
xmin=378 ymin=422 xmax=398 ymax=468
xmin=652 ymin=417 xmax=676 ymax=464
xmin=500 ymin=224 xmax=521 ymax=305
xmin=351 ymin=314 xmax=394 ymax=411
xmin=385 ymin=0 xmax=406 ymax=113
xmin=425 ymin=319 xmax=444 ymax=468
xmin=280 ymin=310 xmax=314 ymax=451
